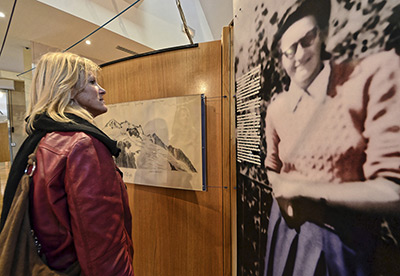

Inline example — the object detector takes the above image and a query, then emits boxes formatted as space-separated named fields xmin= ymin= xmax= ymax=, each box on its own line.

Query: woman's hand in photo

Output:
xmin=268 ymin=171 xmax=327 ymax=229
xmin=268 ymin=171 xmax=306 ymax=229
xmin=269 ymin=172 xmax=302 ymax=200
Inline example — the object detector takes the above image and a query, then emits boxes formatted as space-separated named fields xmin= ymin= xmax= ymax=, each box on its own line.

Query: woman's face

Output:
xmin=280 ymin=15 xmax=323 ymax=90
xmin=74 ymin=73 xmax=108 ymax=117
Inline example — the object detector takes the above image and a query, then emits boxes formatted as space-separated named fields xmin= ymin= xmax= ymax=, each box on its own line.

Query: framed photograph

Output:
xmin=95 ymin=94 xmax=206 ymax=191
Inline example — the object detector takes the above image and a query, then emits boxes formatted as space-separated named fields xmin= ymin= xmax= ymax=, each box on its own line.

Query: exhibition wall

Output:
xmin=234 ymin=0 xmax=400 ymax=275
xmin=98 ymin=26 xmax=235 ymax=276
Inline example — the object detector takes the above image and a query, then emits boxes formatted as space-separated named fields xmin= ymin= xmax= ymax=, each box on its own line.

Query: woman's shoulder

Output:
xmin=269 ymin=92 xmax=289 ymax=105
xmin=333 ymin=50 xmax=400 ymax=78
xmin=39 ymin=131 xmax=106 ymax=155
xmin=362 ymin=49 xmax=400 ymax=64
xmin=267 ymin=91 xmax=292 ymax=114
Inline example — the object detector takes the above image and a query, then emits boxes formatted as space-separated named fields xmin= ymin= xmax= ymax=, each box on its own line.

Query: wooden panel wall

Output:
xmin=100 ymin=40 xmax=233 ymax=276
xmin=222 ymin=24 xmax=237 ymax=276
xmin=0 ymin=122 xmax=10 ymax=162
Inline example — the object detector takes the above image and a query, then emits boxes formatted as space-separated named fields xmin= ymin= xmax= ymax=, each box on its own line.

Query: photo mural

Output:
xmin=234 ymin=0 xmax=400 ymax=275
xmin=95 ymin=94 xmax=206 ymax=191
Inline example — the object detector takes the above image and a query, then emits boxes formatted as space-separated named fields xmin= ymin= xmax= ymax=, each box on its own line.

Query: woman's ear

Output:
xmin=70 ymin=87 xmax=79 ymax=100
xmin=69 ymin=88 xmax=78 ymax=104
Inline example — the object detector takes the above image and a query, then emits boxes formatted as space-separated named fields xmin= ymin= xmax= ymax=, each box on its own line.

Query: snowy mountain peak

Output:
xmin=104 ymin=119 xmax=122 ymax=129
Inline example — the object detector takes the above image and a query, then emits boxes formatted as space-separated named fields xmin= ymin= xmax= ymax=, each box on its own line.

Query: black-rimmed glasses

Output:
xmin=281 ymin=27 xmax=318 ymax=59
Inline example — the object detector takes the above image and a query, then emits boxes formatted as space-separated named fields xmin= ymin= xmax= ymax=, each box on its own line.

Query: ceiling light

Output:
xmin=0 ymin=12 xmax=5 ymax=18
xmin=85 ymin=40 xmax=91 ymax=45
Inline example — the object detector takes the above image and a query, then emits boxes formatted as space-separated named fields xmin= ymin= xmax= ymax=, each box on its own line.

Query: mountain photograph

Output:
xmin=103 ymin=119 xmax=197 ymax=173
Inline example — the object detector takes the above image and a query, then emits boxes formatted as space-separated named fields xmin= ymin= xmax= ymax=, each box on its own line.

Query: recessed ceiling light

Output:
xmin=85 ymin=40 xmax=91 ymax=45
xmin=0 ymin=12 xmax=6 ymax=18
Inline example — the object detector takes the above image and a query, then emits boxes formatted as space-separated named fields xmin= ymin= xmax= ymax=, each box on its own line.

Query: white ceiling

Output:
xmin=0 ymin=0 xmax=233 ymax=75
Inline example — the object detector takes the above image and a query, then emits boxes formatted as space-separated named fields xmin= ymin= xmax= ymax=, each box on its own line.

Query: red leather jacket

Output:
xmin=30 ymin=131 xmax=134 ymax=276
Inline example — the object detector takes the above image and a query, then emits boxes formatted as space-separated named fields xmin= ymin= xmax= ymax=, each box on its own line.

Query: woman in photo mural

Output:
xmin=264 ymin=0 xmax=400 ymax=275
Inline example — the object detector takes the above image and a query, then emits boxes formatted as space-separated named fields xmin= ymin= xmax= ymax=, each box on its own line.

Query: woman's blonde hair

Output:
xmin=26 ymin=52 xmax=100 ymax=134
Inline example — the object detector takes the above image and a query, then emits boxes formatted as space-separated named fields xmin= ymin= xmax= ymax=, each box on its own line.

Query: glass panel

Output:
xmin=0 ymin=90 xmax=10 ymax=211
xmin=0 ymin=90 xmax=7 ymax=122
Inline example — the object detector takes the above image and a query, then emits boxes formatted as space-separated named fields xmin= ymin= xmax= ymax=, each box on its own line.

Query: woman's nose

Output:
xmin=98 ymin=85 xmax=106 ymax=95
xmin=294 ymin=45 xmax=307 ymax=62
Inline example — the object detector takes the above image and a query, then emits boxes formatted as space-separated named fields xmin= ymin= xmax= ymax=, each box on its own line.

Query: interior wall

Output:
xmin=0 ymin=123 xmax=10 ymax=162
xmin=99 ymin=38 xmax=234 ymax=276
xmin=9 ymin=81 xmax=27 ymax=159
xmin=0 ymin=71 xmax=30 ymax=159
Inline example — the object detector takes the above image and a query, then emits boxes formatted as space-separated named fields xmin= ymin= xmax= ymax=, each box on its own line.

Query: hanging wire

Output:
xmin=175 ymin=0 xmax=194 ymax=45
xmin=17 ymin=0 xmax=142 ymax=77
xmin=0 ymin=0 xmax=18 ymax=58
xmin=62 ymin=0 xmax=142 ymax=53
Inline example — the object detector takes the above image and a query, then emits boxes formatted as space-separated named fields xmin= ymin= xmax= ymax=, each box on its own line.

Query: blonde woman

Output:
xmin=0 ymin=52 xmax=134 ymax=275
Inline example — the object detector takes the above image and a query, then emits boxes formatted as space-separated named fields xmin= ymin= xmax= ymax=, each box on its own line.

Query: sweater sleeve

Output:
xmin=65 ymin=135 xmax=134 ymax=276
xmin=265 ymin=97 xmax=283 ymax=173
xmin=363 ymin=50 xmax=400 ymax=181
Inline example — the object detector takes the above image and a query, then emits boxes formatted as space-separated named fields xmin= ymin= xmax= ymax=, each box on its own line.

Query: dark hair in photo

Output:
xmin=275 ymin=0 xmax=331 ymax=44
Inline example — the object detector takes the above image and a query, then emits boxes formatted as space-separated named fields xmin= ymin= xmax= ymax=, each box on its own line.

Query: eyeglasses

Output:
xmin=281 ymin=27 xmax=318 ymax=59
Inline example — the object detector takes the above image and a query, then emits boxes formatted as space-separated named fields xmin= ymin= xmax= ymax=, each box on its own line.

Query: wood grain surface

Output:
xmin=0 ymin=123 xmax=10 ymax=162
xmin=100 ymin=39 xmax=234 ymax=276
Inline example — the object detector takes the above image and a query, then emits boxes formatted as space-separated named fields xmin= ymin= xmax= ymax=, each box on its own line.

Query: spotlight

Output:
xmin=85 ymin=40 xmax=91 ymax=45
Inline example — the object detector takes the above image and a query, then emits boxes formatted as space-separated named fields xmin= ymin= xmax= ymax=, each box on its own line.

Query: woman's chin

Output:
xmin=91 ymin=107 xmax=108 ymax=118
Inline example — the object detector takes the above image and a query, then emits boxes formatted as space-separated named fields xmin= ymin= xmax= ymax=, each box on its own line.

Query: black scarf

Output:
xmin=0 ymin=113 xmax=120 ymax=232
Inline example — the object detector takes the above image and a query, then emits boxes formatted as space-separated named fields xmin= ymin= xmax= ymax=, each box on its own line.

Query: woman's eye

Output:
xmin=89 ymin=80 xmax=96 ymax=84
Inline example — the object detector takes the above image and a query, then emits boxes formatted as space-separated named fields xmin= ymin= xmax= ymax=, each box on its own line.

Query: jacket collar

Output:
xmin=32 ymin=113 xmax=120 ymax=157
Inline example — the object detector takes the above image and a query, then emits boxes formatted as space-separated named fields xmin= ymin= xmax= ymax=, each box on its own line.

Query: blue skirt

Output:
xmin=264 ymin=199 xmax=378 ymax=276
